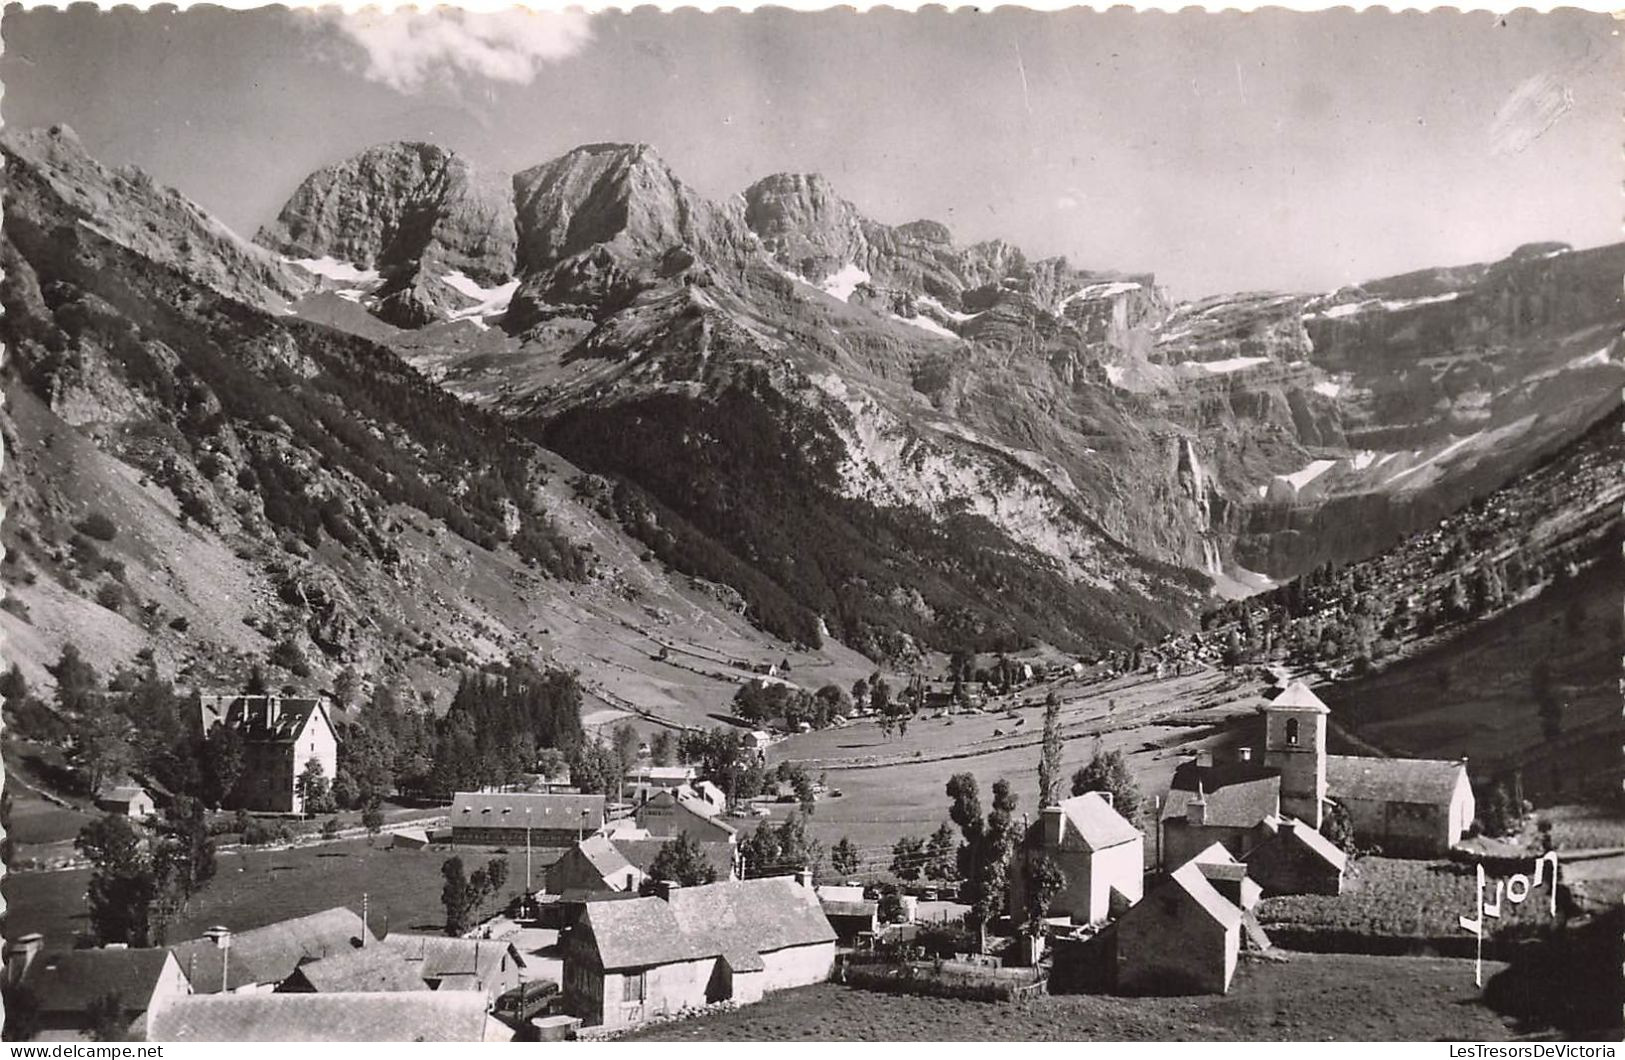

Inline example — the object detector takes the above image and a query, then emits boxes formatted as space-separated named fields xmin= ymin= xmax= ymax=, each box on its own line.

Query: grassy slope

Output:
xmin=622 ymin=954 xmax=1516 ymax=1041
xmin=1 ymin=838 xmax=543 ymax=948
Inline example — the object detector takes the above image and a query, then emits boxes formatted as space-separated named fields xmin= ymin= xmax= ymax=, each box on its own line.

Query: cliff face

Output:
xmin=255 ymin=141 xmax=517 ymax=328
xmin=240 ymin=138 xmax=1625 ymax=656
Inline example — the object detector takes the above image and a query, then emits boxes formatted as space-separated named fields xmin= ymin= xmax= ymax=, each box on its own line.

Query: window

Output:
xmin=622 ymin=970 xmax=647 ymax=1002
xmin=1285 ymin=718 xmax=1300 ymax=746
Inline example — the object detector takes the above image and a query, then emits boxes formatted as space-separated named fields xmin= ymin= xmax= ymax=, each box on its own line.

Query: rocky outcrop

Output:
xmin=257 ymin=141 xmax=516 ymax=281
xmin=3 ymin=125 xmax=312 ymax=312
xmin=255 ymin=141 xmax=517 ymax=328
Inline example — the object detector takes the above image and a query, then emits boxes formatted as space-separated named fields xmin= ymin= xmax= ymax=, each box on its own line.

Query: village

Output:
xmin=4 ymin=650 xmax=1616 ymax=1043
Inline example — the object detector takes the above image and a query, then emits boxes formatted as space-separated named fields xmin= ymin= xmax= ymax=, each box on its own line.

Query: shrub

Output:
xmin=1 ymin=597 xmax=32 ymax=623
xmin=168 ymin=616 xmax=190 ymax=632
xmin=74 ymin=511 xmax=118 ymax=542
xmin=95 ymin=582 xmax=127 ymax=612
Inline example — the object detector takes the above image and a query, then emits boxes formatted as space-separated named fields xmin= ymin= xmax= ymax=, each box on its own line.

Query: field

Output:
xmin=763 ymin=668 xmax=1268 ymax=855
xmin=1256 ymin=856 xmax=1556 ymax=949
xmin=623 ymin=952 xmax=1517 ymax=1041
xmin=1 ymin=838 xmax=545 ymax=947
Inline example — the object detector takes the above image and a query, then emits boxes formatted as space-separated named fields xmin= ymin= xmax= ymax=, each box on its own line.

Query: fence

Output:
xmin=836 ymin=954 xmax=1048 ymax=1003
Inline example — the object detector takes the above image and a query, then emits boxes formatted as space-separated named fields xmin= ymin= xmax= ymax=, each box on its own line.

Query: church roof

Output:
xmin=1265 ymin=681 xmax=1330 ymax=714
xmin=1326 ymin=755 xmax=1467 ymax=806
xmin=1162 ymin=761 xmax=1281 ymax=827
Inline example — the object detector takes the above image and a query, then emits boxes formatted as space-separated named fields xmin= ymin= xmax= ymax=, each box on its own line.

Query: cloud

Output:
xmin=323 ymin=8 xmax=593 ymax=94
xmin=1489 ymin=72 xmax=1574 ymax=156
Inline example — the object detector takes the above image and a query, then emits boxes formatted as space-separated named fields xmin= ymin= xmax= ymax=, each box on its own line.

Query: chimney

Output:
xmin=205 ymin=926 xmax=232 ymax=949
xmin=1097 ymin=790 xmax=1114 ymax=807
xmin=1041 ymin=805 xmax=1065 ymax=848
xmin=1195 ymin=749 xmax=1213 ymax=768
xmin=793 ymin=869 xmax=814 ymax=889
xmin=5 ymin=934 xmax=43 ymax=986
xmin=1236 ymin=747 xmax=1252 ymax=764
xmin=1186 ymin=785 xmax=1208 ymax=827
xmin=653 ymin=880 xmax=681 ymax=902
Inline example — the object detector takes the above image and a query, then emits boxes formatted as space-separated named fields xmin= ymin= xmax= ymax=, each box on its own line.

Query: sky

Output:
xmin=2 ymin=5 xmax=1618 ymax=298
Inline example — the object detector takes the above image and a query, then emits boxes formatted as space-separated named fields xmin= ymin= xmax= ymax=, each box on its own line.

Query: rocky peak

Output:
xmin=255 ymin=140 xmax=517 ymax=284
xmin=2 ymin=123 xmax=311 ymax=311
xmin=743 ymin=172 xmax=873 ymax=281
xmin=511 ymin=142 xmax=749 ymax=275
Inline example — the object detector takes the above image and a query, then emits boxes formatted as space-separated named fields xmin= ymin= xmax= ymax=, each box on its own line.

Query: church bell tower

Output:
xmin=1262 ymin=681 xmax=1329 ymax=828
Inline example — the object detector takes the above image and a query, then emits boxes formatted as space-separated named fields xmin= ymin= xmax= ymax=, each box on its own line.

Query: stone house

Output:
xmin=562 ymin=875 xmax=835 ymax=1029
xmin=198 ymin=694 xmax=338 ymax=814
xmin=1113 ymin=857 xmax=1243 ymax=995
xmin=95 ymin=784 xmax=156 ymax=819
xmin=1009 ymin=792 xmax=1144 ymax=925
xmin=548 ymin=835 xmax=646 ymax=895
xmin=634 ymin=789 xmax=738 ymax=846
xmin=1325 ymin=755 xmax=1474 ymax=857
xmin=12 ymin=942 xmax=190 ymax=1041
xmin=1241 ymin=815 xmax=1347 ymax=896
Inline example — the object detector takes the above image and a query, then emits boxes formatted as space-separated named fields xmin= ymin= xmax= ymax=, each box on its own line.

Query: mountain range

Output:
xmin=2 ymin=124 xmax=1620 ymax=696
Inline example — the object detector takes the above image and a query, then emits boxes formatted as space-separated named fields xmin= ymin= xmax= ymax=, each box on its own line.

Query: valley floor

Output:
xmin=621 ymin=952 xmax=1519 ymax=1041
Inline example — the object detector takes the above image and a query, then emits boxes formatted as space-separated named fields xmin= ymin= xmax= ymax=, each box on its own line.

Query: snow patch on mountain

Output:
xmin=286 ymin=255 xmax=381 ymax=286
xmin=1181 ymin=356 xmax=1271 ymax=374
xmin=892 ymin=312 xmax=958 ymax=339
xmin=919 ymin=294 xmax=980 ymax=323
xmin=443 ymin=270 xmax=520 ymax=326
xmin=819 ymin=264 xmax=871 ymax=302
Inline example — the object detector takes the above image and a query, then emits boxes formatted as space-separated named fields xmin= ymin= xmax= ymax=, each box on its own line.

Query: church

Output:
xmin=1161 ymin=682 xmax=1475 ymax=862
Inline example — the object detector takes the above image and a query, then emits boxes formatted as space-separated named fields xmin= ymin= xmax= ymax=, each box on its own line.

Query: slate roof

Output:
xmin=617 ymin=837 xmax=736 ymax=880
xmin=1326 ymin=755 xmax=1468 ymax=806
xmin=1266 ymin=681 xmax=1331 ymax=714
xmin=146 ymin=992 xmax=512 ymax=1042
xmin=170 ymin=908 xmax=373 ymax=993
xmin=450 ymin=791 xmax=606 ymax=832
xmin=283 ymin=946 xmax=429 ymax=993
xmin=1162 ymin=761 xmax=1282 ymax=827
xmin=96 ymin=785 xmax=151 ymax=805
xmin=820 ymin=900 xmax=877 ymax=919
xmin=1055 ymin=792 xmax=1141 ymax=850
xmin=200 ymin=695 xmax=330 ymax=744
xmin=1167 ymin=860 xmax=1244 ymax=933
xmin=635 ymin=789 xmax=737 ymax=834
xmin=379 ymin=934 xmax=525 ymax=985
xmin=1250 ymin=814 xmax=1349 ymax=872
xmin=23 ymin=948 xmax=176 ymax=1014
xmin=575 ymin=834 xmax=637 ymax=881
xmin=580 ymin=876 xmax=834 ymax=971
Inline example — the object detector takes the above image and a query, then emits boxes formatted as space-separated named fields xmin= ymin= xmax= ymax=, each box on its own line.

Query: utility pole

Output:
xmin=525 ymin=808 xmax=533 ymax=906
xmin=361 ymin=892 xmax=369 ymax=946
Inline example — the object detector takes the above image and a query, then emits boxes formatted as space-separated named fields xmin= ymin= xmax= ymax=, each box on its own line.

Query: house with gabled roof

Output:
xmin=169 ymin=908 xmax=375 ymax=994
xmin=377 ymin=935 xmax=526 ymax=997
xmin=277 ymin=946 xmax=428 ymax=994
xmin=198 ymin=693 xmax=338 ymax=813
xmin=562 ymin=875 xmax=835 ymax=1029
xmin=1325 ymin=754 xmax=1474 ymax=857
xmin=95 ymin=784 xmax=156 ymax=819
xmin=1160 ymin=757 xmax=1282 ymax=869
xmin=16 ymin=945 xmax=190 ymax=1041
xmin=634 ymin=789 xmax=738 ymax=846
xmin=548 ymin=834 xmax=645 ymax=895
xmin=146 ymin=991 xmax=514 ymax=1042
xmin=1114 ymin=854 xmax=1244 ymax=995
xmin=1241 ymin=814 xmax=1347 ymax=896
xmin=1009 ymin=792 xmax=1144 ymax=925
xmin=449 ymin=791 xmax=606 ymax=848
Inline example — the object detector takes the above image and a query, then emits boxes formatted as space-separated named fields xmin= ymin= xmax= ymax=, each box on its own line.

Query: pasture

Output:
xmin=624 ymin=952 xmax=1517 ymax=1041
